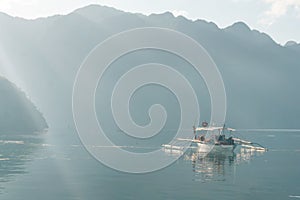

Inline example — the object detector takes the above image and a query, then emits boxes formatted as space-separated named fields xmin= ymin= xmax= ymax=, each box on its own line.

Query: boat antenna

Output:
xmin=193 ymin=117 xmax=198 ymax=139
xmin=222 ymin=124 xmax=226 ymax=134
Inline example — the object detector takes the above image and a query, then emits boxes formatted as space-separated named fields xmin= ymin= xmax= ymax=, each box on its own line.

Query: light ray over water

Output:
xmin=235 ymin=129 xmax=300 ymax=132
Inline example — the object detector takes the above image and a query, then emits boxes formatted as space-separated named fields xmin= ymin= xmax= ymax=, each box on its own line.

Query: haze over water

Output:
xmin=0 ymin=129 xmax=299 ymax=200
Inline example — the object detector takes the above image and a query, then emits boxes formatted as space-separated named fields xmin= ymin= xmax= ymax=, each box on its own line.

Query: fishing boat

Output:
xmin=163 ymin=121 xmax=267 ymax=153
xmin=179 ymin=122 xmax=236 ymax=153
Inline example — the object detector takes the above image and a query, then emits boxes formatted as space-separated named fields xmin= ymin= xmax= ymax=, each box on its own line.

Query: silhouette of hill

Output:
xmin=0 ymin=77 xmax=47 ymax=133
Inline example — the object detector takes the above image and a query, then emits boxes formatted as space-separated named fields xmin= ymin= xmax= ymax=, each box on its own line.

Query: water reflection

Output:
xmin=188 ymin=151 xmax=235 ymax=182
xmin=188 ymin=147 xmax=265 ymax=182
xmin=0 ymin=133 xmax=44 ymax=192
xmin=165 ymin=146 xmax=266 ymax=182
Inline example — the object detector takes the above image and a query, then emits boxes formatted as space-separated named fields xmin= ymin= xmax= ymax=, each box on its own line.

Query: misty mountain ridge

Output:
xmin=75 ymin=5 xmax=277 ymax=44
xmin=0 ymin=4 xmax=299 ymax=130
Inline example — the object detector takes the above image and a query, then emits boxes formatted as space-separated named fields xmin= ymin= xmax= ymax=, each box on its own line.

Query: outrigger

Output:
xmin=163 ymin=122 xmax=267 ymax=153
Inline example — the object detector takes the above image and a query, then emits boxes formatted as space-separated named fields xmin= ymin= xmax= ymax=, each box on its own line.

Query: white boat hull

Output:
xmin=196 ymin=142 xmax=235 ymax=153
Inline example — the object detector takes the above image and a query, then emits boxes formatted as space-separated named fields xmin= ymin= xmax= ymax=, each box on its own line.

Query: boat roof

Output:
xmin=195 ymin=127 xmax=236 ymax=131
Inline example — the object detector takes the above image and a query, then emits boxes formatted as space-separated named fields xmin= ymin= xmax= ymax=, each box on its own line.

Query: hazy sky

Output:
xmin=0 ymin=0 xmax=299 ymax=45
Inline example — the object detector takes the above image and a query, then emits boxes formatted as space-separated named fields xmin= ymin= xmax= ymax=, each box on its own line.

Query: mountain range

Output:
xmin=0 ymin=4 xmax=299 ymax=131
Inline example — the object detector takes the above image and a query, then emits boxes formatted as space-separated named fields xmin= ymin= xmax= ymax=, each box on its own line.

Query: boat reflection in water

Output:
xmin=164 ymin=146 xmax=266 ymax=182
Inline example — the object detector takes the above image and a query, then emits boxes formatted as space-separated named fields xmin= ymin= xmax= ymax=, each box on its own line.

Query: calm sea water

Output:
xmin=0 ymin=130 xmax=299 ymax=200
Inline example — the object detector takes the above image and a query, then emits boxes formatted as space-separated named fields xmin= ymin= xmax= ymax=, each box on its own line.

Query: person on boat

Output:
xmin=227 ymin=137 xmax=234 ymax=145
xmin=199 ymin=135 xmax=205 ymax=141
